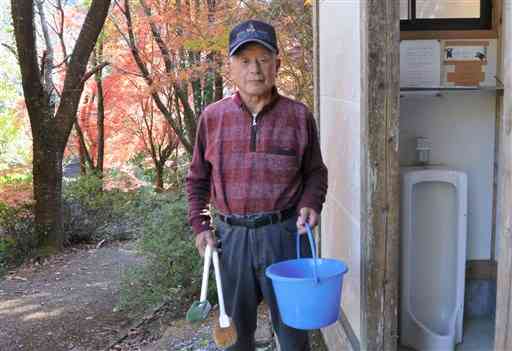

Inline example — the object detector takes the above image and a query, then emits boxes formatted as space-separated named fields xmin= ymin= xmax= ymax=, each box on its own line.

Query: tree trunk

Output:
xmin=79 ymin=137 xmax=87 ymax=175
xmin=214 ymin=68 xmax=223 ymax=102
xmin=11 ymin=0 xmax=112 ymax=254
xmin=75 ymin=119 xmax=95 ymax=172
xmin=94 ymin=43 xmax=105 ymax=179
xmin=155 ymin=163 xmax=164 ymax=192
xmin=32 ymin=134 xmax=64 ymax=251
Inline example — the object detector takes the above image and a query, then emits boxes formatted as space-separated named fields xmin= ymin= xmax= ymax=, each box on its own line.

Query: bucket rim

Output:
xmin=265 ymin=259 xmax=348 ymax=283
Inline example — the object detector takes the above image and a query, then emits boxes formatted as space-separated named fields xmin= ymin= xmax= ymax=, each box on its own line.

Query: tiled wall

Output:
xmin=319 ymin=0 xmax=362 ymax=341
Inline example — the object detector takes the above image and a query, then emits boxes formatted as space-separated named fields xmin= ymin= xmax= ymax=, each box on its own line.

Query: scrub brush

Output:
xmin=186 ymin=244 xmax=212 ymax=322
xmin=211 ymin=247 xmax=237 ymax=348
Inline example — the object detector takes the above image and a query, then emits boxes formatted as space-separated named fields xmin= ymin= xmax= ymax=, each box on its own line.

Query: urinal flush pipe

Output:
xmin=416 ymin=137 xmax=432 ymax=165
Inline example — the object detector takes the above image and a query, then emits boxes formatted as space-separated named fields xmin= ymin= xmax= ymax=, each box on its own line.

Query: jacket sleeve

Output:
xmin=186 ymin=114 xmax=213 ymax=235
xmin=297 ymin=111 xmax=328 ymax=214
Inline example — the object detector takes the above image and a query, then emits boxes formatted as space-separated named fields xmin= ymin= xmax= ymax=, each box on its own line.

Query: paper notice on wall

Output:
xmin=442 ymin=41 xmax=490 ymax=87
xmin=400 ymin=40 xmax=441 ymax=88
xmin=445 ymin=46 xmax=487 ymax=61
xmin=444 ymin=41 xmax=489 ymax=62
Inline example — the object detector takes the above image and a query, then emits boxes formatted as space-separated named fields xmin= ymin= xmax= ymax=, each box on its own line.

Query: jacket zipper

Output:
xmin=250 ymin=114 xmax=258 ymax=152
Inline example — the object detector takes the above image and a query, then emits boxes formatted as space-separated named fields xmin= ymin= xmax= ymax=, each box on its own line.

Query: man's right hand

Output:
xmin=195 ymin=230 xmax=217 ymax=257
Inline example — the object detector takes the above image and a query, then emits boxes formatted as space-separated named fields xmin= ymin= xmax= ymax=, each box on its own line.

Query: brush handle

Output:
xmin=212 ymin=248 xmax=230 ymax=327
xmin=200 ymin=245 xmax=212 ymax=302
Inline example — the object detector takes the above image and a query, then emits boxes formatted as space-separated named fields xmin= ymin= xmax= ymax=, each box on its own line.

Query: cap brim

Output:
xmin=229 ymin=39 xmax=278 ymax=56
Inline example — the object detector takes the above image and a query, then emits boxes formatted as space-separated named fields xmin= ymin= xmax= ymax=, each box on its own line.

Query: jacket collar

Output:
xmin=232 ymin=87 xmax=281 ymax=115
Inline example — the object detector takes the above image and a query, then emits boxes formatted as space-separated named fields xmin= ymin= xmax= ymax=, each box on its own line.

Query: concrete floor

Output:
xmin=399 ymin=317 xmax=495 ymax=351
xmin=456 ymin=317 xmax=494 ymax=351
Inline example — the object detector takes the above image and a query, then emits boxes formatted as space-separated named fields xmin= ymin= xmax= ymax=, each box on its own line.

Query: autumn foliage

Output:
xmin=8 ymin=0 xmax=314 ymax=196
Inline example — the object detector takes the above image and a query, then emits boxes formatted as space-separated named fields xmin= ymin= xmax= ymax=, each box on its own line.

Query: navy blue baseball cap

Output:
xmin=229 ymin=20 xmax=279 ymax=56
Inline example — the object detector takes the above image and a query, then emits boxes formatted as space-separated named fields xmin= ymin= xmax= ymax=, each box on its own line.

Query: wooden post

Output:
xmin=495 ymin=1 xmax=512 ymax=349
xmin=361 ymin=0 xmax=400 ymax=350
xmin=490 ymin=0 xmax=504 ymax=263
xmin=312 ymin=0 xmax=322 ymax=257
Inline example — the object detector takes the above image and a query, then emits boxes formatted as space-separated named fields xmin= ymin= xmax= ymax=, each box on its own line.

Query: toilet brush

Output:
xmin=211 ymin=247 xmax=237 ymax=348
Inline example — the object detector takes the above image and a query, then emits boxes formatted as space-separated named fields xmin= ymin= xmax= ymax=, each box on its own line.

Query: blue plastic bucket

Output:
xmin=265 ymin=224 xmax=348 ymax=330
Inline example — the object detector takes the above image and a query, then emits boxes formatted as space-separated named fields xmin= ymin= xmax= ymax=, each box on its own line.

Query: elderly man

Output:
xmin=186 ymin=19 xmax=328 ymax=351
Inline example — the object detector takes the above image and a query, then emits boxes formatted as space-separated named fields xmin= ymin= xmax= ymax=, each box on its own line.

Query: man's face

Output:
xmin=230 ymin=43 xmax=280 ymax=98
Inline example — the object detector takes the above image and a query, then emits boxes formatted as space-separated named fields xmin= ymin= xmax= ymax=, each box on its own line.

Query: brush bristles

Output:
xmin=213 ymin=322 xmax=238 ymax=348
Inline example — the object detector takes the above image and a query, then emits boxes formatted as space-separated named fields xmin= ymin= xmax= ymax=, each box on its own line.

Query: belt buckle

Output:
xmin=268 ymin=211 xmax=281 ymax=225
xmin=247 ymin=218 xmax=258 ymax=228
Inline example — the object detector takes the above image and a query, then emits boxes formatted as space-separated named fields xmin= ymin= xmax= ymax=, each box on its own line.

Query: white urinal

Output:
xmin=400 ymin=167 xmax=468 ymax=351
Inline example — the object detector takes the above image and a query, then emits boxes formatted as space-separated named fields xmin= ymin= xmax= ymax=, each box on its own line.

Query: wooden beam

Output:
xmin=492 ymin=0 xmax=502 ymax=32
xmin=491 ymin=0 xmax=504 ymax=264
xmin=312 ymin=0 xmax=322 ymax=258
xmin=492 ymin=94 xmax=502 ymax=262
xmin=466 ymin=260 xmax=497 ymax=280
xmin=361 ymin=0 xmax=400 ymax=350
xmin=400 ymin=30 xmax=498 ymax=40
xmin=495 ymin=0 xmax=512 ymax=349
xmin=312 ymin=0 xmax=320 ymax=126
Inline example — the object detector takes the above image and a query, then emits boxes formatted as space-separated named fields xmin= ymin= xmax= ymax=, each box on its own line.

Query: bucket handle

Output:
xmin=296 ymin=223 xmax=319 ymax=284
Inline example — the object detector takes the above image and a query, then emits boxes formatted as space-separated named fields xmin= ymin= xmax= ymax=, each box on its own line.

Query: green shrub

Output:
xmin=62 ymin=174 xmax=141 ymax=244
xmin=128 ymin=151 xmax=191 ymax=190
xmin=0 ymin=201 xmax=36 ymax=275
xmin=63 ymin=173 xmax=105 ymax=208
xmin=0 ymin=236 xmax=15 ymax=276
xmin=117 ymin=191 xmax=205 ymax=315
xmin=0 ymin=171 xmax=32 ymax=186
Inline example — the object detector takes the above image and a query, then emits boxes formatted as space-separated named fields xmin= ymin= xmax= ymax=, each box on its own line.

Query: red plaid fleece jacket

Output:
xmin=186 ymin=90 xmax=328 ymax=235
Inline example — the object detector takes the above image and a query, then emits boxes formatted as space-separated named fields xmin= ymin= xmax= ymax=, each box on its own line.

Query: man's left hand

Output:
xmin=297 ymin=207 xmax=319 ymax=235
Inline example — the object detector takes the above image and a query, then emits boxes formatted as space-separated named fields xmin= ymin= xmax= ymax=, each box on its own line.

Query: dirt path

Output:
xmin=0 ymin=241 xmax=143 ymax=351
xmin=0 ymin=240 xmax=328 ymax=351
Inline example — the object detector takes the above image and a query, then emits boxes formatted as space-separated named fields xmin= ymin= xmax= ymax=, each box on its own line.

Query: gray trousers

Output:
xmin=214 ymin=215 xmax=310 ymax=351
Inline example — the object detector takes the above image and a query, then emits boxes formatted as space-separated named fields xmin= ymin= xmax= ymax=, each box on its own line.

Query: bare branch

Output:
xmin=53 ymin=0 xmax=112 ymax=147
xmin=35 ymin=0 xmax=57 ymax=99
xmin=11 ymin=0 xmax=46 ymax=128
xmin=53 ymin=54 xmax=72 ymax=68
xmin=1 ymin=43 xmax=18 ymax=58
xmin=80 ymin=61 xmax=110 ymax=85
xmin=120 ymin=0 xmax=193 ymax=153
xmin=113 ymin=0 xmax=126 ymax=15
xmin=53 ymin=0 xmax=68 ymax=61
xmin=40 ymin=50 xmax=47 ymax=79
xmin=139 ymin=0 xmax=174 ymax=72
xmin=108 ymin=13 xmax=130 ymax=45
xmin=46 ymin=16 xmax=59 ymax=35
xmin=112 ymin=64 xmax=144 ymax=78
xmin=75 ymin=119 xmax=95 ymax=170
xmin=47 ymin=0 xmax=58 ymax=10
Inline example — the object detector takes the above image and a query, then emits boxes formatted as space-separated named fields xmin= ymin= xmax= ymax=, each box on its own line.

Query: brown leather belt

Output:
xmin=218 ymin=207 xmax=296 ymax=228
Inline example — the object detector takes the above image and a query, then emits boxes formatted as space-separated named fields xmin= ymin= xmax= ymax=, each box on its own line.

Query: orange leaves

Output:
xmin=0 ymin=182 xmax=33 ymax=207
xmin=62 ymin=0 xmax=313 ymax=170
xmin=0 ymin=167 xmax=33 ymax=207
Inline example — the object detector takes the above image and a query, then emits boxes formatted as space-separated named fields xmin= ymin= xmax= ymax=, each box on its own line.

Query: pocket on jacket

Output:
xmin=267 ymin=147 xmax=297 ymax=157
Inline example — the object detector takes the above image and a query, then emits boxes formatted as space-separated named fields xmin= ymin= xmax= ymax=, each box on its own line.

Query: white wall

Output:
xmin=319 ymin=0 xmax=362 ymax=341
xmin=399 ymin=93 xmax=496 ymax=260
